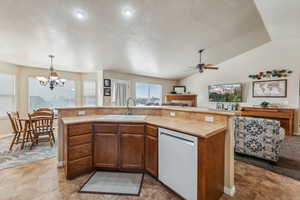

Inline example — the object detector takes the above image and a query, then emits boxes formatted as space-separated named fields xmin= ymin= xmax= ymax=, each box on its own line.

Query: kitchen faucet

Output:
xmin=126 ymin=97 xmax=136 ymax=115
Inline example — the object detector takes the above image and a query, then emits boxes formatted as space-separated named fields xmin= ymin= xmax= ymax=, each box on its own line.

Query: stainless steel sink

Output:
xmin=97 ymin=115 xmax=146 ymax=121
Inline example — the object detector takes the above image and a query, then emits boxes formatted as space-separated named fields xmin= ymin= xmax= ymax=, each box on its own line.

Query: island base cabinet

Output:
xmin=64 ymin=123 xmax=93 ymax=180
xmin=94 ymin=133 xmax=118 ymax=169
xmin=120 ymin=134 xmax=144 ymax=170
xmin=68 ymin=156 xmax=93 ymax=179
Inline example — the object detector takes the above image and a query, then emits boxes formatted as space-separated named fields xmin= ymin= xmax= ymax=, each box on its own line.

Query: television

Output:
xmin=208 ymin=83 xmax=242 ymax=102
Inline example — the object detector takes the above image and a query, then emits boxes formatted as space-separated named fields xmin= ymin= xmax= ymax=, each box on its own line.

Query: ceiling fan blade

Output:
xmin=204 ymin=64 xmax=219 ymax=70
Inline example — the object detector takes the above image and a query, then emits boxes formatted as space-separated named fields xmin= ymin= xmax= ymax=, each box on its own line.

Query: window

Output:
xmin=136 ymin=82 xmax=162 ymax=106
xmin=83 ymin=80 xmax=97 ymax=106
xmin=0 ymin=73 xmax=16 ymax=116
xmin=28 ymin=77 xmax=76 ymax=111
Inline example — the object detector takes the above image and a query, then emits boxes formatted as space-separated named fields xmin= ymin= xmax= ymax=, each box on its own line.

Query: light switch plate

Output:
xmin=205 ymin=116 xmax=214 ymax=122
xmin=78 ymin=111 xmax=86 ymax=116
xmin=170 ymin=112 xmax=176 ymax=117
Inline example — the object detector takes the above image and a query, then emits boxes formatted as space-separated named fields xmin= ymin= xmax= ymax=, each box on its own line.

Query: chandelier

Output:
xmin=36 ymin=55 xmax=66 ymax=90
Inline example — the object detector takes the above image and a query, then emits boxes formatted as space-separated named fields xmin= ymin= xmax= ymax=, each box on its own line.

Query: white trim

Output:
xmin=224 ymin=186 xmax=235 ymax=196
xmin=57 ymin=161 xmax=64 ymax=168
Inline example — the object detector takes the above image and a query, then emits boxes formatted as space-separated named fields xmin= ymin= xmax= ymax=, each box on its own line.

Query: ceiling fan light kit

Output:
xmin=189 ymin=49 xmax=219 ymax=73
xmin=36 ymin=55 xmax=66 ymax=90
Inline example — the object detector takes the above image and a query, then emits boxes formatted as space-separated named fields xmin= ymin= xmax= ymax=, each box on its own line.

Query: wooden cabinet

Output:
xmin=94 ymin=133 xmax=118 ymax=169
xmin=94 ymin=123 xmax=118 ymax=133
xmin=120 ymin=134 xmax=144 ymax=170
xmin=93 ymin=123 xmax=145 ymax=171
xmin=68 ymin=156 xmax=93 ymax=178
xmin=63 ymin=121 xmax=226 ymax=200
xmin=119 ymin=124 xmax=145 ymax=170
xmin=68 ymin=143 xmax=92 ymax=161
xmin=119 ymin=124 xmax=145 ymax=134
xmin=145 ymin=125 xmax=158 ymax=177
xmin=241 ymin=107 xmax=295 ymax=135
xmin=165 ymin=94 xmax=197 ymax=107
xmin=64 ymin=123 xmax=93 ymax=179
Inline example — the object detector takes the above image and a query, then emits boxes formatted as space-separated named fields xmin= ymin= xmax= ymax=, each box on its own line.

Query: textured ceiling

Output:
xmin=255 ymin=0 xmax=300 ymax=40
xmin=0 ymin=0 xmax=269 ymax=79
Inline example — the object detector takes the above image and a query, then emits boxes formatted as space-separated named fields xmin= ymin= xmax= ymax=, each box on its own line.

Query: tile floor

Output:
xmin=0 ymin=158 xmax=300 ymax=200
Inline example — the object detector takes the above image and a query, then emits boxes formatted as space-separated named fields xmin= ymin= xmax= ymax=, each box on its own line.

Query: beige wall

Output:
xmin=0 ymin=64 xmax=177 ymax=136
xmin=0 ymin=62 xmax=19 ymax=137
xmin=0 ymin=61 xmax=95 ymax=137
xmin=103 ymin=70 xmax=178 ymax=106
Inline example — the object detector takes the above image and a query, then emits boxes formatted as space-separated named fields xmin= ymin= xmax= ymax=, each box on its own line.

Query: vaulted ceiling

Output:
xmin=0 ymin=0 xmax=271 ymax=79
xmin=255 ymin=0 xmax=300 ymax=40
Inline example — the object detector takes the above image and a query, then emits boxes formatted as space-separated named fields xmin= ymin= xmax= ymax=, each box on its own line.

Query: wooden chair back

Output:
xmin=7 ymin=112 xmax=22 ymax=134
xmin=35 ymin=108 xmax=54 ymax=114
xmin=28 ymin=111 xmax=54 ymax=136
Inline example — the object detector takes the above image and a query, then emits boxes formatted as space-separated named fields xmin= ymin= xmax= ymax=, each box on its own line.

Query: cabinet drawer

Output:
xmin=69 ymin=134 xmax=92 ymax=147
xmin=146 ymin=125 xmax=158 ymax=137
xmin=68 ymin=123 xmax=92 ymax=136
xmin=94 ymin=123 xmax=118 ymax=133
xmin=68 ymin=143 xmax=92 ymax=161
xmin=68 ymin=156 xmax=93 ymax=179
xmin=119 ymin=124 xmax=145 ymax=135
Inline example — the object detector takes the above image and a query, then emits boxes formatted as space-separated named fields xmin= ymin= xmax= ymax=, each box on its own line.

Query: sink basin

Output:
xmin=97 ymin=115 xmax=146 ymax=121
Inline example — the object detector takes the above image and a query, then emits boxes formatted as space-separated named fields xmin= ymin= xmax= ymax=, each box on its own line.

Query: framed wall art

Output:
xmin=253 ymin=79 xmax=287 ymax=98
xmin=104 ymin=79 xmax=111 ymax=87
xmin=104 ymin=88 xmax=111 ymax=96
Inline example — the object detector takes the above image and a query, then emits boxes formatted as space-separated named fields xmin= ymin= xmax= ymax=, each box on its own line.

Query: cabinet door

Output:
xmin=145 ymin=135 xmax=158 ymax=177
xmin=120 ymin=134 xmax=144 ymax=170
xmin=94 ymin=133 xmax=118 ymax=169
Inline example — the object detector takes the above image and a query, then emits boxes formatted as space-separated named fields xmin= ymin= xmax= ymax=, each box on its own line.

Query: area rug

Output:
xmin=0 ymin=135 xmax=57 ymax=170
xmin=80 ymin=171 xmax=144 ymax=196
xmin=235 ymin=135 xmax=300 ymax=181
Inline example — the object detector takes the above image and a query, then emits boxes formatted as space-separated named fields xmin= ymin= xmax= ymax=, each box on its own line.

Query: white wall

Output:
xmin=181 ymin=39 xmax=300 ymax=109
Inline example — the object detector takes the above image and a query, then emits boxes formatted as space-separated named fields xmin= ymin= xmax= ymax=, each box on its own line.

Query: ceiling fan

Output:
xmin=189 ymin=49 xmax=219 ymax=73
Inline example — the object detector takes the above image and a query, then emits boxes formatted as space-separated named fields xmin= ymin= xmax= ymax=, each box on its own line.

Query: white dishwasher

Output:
xmin=159 ymin=128 xmax=198 ymax=200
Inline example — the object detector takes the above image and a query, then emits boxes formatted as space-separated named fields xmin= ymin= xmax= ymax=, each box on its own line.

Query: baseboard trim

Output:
xmin=224 ymin=186 xmax=235 ymax=196
xmin=57 ymin=161 xmax=64 ymax=168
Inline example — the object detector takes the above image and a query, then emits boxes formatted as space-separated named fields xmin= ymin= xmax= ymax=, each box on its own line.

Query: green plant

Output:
xmin=260 ymin=101 xmax=270 ymax=108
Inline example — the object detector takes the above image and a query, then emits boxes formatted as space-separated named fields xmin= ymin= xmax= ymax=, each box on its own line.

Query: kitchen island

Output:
xmin=57 ymin=106 xmax=239 ymax=200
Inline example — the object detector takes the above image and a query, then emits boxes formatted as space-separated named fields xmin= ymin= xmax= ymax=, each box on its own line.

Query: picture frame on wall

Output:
xmin=104 ymin=88 xmax=111 ymax=96
xmin=104 ymin=79 xmax=111 ymax=87
xmin=253 ymin=79 xmax=287 ymax=98
xmin=173 ymin=86 xmax=186 ymax=94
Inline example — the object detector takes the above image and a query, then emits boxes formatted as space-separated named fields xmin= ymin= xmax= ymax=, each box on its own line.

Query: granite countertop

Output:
xmin=61 ymin=115 xmax=227 ymax=138
xmin=56 ymin=106 xmax=239 ymax=116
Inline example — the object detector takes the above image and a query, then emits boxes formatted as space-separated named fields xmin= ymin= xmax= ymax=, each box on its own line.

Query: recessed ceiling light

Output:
xmin=73 ymin=10 xmax=87 ymax=20
xmin=122 ymin=7 xmax=135 ymax=18
xmin=76 ymin=11 xmax=85 ymax=19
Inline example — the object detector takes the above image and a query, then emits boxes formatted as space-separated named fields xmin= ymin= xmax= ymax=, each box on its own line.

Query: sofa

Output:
xmin=234 ymin=116 xmax=285 ymax=162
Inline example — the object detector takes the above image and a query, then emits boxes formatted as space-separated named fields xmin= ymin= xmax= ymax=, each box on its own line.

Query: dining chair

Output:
xmin=34 ymin=108 xmax=56 ymax=143
xmin=28 ymin=111 xmax=55 ymax=146
xmin=36 ymin=108 xmax=54 ymax=114
xmin=7 ymin=112 xmax=23 ymax=150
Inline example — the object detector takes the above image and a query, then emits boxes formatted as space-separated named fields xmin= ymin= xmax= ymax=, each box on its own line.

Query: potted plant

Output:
xmin=260 ymin=101 xmax=270 ymax=108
